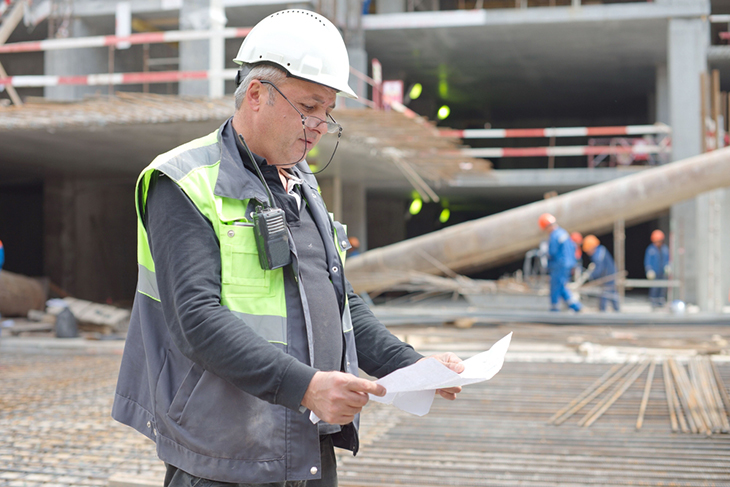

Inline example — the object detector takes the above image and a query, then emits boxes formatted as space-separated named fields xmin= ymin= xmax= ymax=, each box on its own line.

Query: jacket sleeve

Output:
xmin=346 ymin=281 xmax=423 ymax=378
xmin=590 ymin=247 xmax=605 ymax=280
xmin=145 ymin=174 xmax=316 ymax=412
xmin=644 ymin=246 xmax=654 ymax=273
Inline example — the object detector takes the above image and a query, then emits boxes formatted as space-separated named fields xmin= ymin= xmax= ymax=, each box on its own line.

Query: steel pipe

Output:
xmin=347 ymin=147 xmax=730 ymax=293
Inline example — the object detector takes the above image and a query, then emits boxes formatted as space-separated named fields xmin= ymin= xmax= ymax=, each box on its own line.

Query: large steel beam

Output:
xmin=346 ymin=147 xmax=730 ymax=293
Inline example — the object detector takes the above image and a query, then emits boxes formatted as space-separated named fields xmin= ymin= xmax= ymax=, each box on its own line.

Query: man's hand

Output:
xmin=420 ymin=352 xmax=464 ymax=401
xmin=647 ymin=269 xmax=656 ymax=280
xmin=302 ymin=371 xmax=385 ymax=425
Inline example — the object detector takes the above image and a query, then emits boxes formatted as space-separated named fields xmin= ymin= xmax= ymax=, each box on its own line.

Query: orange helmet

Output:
xmin=582 ymin=235 xmax=600 ymax=254
xmin=570 ymin=232 xmax=583 ymax=245
xmin=650 ymin=230 xmax=665 ymax=243
xmin=538 ymin=213 xmax=556 ymax=230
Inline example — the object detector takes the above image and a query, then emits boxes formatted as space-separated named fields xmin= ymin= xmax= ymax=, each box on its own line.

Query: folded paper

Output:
xmin=310 ymin=332 xmax=512 ymax=423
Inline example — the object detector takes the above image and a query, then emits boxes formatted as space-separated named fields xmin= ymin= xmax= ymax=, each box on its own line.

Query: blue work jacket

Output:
xmin=548 ymin=227 xmax=577 ymax=272
xmin=644 ymin=243 xmax=669 ymax=277
xmin=589 ymin=245 xmax=616 ymax=285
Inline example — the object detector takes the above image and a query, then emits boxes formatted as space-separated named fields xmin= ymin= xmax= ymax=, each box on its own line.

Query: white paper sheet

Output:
xmin=310 ymin=332 xmax=512 ymax=423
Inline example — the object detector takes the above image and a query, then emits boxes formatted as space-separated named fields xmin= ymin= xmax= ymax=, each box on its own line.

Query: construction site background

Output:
xmin=0 ymin=0 xmax=729 ymax=314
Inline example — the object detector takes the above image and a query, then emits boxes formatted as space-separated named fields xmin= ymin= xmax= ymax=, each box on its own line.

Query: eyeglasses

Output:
xmin=260 ymin=80 xmax=342 ymax=135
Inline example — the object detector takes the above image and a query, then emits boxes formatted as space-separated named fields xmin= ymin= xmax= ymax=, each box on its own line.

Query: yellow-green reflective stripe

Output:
xmin=137 ymin=264 xmax=160 ymax=301
xmin=230 ymin=311 xmax=287 ymax=345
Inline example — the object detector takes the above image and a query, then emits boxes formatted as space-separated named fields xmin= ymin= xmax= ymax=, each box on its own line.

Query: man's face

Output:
xmin=258 ymin=77 xmax=337 ymax=167
xmin=654 ymin=239 xmax=663 ymax=247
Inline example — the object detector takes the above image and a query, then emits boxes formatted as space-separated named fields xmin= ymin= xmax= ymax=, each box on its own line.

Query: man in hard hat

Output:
xmin=645 ymin=229 xmax=670 ymax=309
xmin=112 ymin=9 xmax=463 ymax=487
xmin=538 ymin=213 xmax=582 ymax=312
xmin=582 ymin=235 xmax=620 ymax=312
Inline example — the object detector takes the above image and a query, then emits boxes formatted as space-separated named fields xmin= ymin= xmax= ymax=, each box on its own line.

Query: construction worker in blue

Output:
xmin=539 ymin=213 xmax=582 ymax=312
xmin=582 ymin=235 xmax=620 ymax=312
xmin=645 ymin=229 xmax=670 ymax=308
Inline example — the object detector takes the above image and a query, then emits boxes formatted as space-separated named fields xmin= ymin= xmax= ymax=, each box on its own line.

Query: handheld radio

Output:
xmin=238 ymin=134 xmax=292 ymax=270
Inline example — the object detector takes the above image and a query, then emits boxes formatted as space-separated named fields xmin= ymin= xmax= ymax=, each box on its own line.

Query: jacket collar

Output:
xmin=214 ymin=117 xmax=320 ymax=202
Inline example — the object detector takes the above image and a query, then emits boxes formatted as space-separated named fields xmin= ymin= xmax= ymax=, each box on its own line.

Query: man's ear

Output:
xmin=246 ymin=80 xmax=265 ymax=111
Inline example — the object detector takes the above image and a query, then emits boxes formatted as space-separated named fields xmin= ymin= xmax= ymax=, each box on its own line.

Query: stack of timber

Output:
xmin=551 ymin=356 xmax=730 ymax=435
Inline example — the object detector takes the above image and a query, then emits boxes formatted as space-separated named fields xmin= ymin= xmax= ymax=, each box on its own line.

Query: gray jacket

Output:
xmin=112 ymin=120 xmax=422 ymax=483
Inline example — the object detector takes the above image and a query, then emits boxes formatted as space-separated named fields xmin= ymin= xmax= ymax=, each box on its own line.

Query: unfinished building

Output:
xmin=0 ymin=0 xmax=728 ymax=311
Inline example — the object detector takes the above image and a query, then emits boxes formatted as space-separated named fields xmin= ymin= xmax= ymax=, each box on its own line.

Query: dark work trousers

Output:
xmin=164 ymin=435 xmax=338 ymax=487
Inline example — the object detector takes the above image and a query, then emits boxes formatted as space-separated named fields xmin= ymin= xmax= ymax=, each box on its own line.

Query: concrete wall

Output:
xmin=0 ymin=183 xmax=44 ymax=277
xmin=44 ymin=177 xmax=138 ymax=304
xmin=366 ymin=194 xmax=406 ymax=249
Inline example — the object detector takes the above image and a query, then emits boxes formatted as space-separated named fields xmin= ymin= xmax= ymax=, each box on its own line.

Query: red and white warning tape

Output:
xmin=0 ymin=27 xmax=251 ymax=54
xmin=457 ymin=144 xmax=668 ymax=158
xmin=0 ymin=69 xmax=238 ymax=87
xmin=440 ymin=124 xmax=671 ymax=139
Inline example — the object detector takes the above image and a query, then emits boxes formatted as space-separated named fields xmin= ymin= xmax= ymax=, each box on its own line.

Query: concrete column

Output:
xmin=666 ymin=17 xmax=729 ymax=310
xmin=44 ymin=19 xmax=108 ymax=100
xmin=667 ymin=18 xmax=706 ymax=162
xmin=342 ymin=182 xmax=368 ymax=251
xmin=376 ymin=0 xmax=406 ymax=13
xmin=44 ymin=178 xmax=77 ymax=293
xmin=179 ymin=0 xmax=211 ymax=96
xmin=655 ymin=64 xmax=669 ymax=125
xmin=208 ymin=0 xmax=226 ymax=98
xmin=346 ymin=47 xmax=368 ymax=108
xmin=335 ymin=0 xmax=368 ymax=108
xmin=722 ymin=189 xmax=730 ymax=310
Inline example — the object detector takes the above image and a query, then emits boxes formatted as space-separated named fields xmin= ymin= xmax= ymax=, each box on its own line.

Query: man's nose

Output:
xmin=308 ymin=120 xmax=327 ymax=136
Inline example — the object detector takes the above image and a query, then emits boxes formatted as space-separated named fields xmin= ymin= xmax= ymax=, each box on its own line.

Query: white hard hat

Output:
xmin=234 ymin=9 xmax=357 ymax=99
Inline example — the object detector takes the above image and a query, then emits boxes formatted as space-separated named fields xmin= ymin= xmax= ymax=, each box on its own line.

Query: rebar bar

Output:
xmin=636 ymin=359 xmax=656 ymax=430
xmin=581 ymin=360 xmax=649 ymax=428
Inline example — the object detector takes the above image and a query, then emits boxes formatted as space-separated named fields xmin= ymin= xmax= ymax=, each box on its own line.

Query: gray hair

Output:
xmin=234 ymin=64 xmax=288 ymax=110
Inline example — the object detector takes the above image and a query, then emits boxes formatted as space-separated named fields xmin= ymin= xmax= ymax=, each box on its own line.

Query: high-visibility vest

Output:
xmin=135 ymin=128 xmax=352 ymax=349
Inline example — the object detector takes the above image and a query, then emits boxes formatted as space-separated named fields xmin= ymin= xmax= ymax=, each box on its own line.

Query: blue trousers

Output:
xmin=550 ymin=268 xmax=581 ymax=311
xmin=649 ymin=286 xmax=666 ymax=308
xmin=599 ymin=284 xmax=620 ymax=312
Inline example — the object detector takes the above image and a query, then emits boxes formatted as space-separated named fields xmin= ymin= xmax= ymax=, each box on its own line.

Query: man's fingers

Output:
xmin=431 ymin=352 xmax=465 ymax=374
xmin=445 ymin=360 xmax=465 ymax=374
xmin=348 ymin=377 xmax=386 ymax=397
xmin=437 ymin=389 xmax=458 ymax=401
